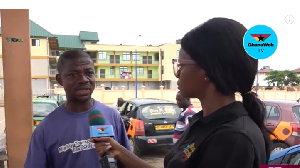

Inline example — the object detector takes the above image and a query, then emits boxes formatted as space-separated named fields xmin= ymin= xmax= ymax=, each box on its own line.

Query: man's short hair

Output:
xmin=57 ymin=50 xmax=92 ymax=74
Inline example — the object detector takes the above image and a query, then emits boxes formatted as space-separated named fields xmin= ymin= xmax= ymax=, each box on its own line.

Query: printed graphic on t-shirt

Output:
xmin=58 ymin=139 xmax=95 ymax=154
xmin=182 ymin=143 xmax=196 ymax=160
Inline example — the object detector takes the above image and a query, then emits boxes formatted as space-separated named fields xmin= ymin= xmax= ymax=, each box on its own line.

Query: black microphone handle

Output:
xmin=100 ymin=154 xmax=118 ymax=168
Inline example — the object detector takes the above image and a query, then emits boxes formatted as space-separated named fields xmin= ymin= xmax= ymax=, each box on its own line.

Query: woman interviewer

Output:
xmin=90 ymin=17 xmax=271 ymax=168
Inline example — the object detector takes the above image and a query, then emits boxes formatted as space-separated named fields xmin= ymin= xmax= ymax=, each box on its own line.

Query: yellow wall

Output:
xmin=0 ymin=59 xmax=3 ymax=76
xmin=0 ymin=37 xmax=49 ymax=56
xmin=85 ymin=43 xmax=181 ymax=81
xmin=0 ymin=37 xmax=2 ymax=55
xmin=159 ymin=44 xmax=180 ymax=81
xmin=0 ymin=36 xmax=181 ymax=81
xmin=30 ymin=38 xmax=49 ymax=56
xmin=0 ymin=37 xmax=49 ymax=78
xmin=0 ymin=58 xmax=49 ymax=76
xmin=85 ymin=44 xmax=160 ymax=52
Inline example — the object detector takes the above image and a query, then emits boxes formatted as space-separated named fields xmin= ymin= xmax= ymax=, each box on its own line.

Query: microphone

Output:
xmin=88 ymin=110 xmax=117 ymax=168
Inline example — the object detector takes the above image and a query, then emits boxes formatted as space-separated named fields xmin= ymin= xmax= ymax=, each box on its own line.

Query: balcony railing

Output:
xmin=49 ymin=69 xmax=58 ymax=76
xmin=95 ymin=74 xmax=158 ymax=79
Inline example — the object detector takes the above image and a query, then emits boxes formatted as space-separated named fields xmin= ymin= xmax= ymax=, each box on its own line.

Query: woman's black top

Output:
xmin=164 ymin=101 xmax=267 ymax=168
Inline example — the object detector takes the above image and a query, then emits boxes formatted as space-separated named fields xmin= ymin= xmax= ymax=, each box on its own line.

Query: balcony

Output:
xmin=49 ymin=69 xmax=58 ymax=77
xmin=95 ymin=74 xmax=158 ymax=82
xmin=92 ymin=51 xmax=159 ymax=67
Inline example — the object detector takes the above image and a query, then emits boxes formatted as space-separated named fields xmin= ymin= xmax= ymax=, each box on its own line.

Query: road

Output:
xmin=142 ymin=149 xmax=166 ymax=168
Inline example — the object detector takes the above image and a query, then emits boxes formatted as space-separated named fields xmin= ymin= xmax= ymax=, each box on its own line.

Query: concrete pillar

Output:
xmin=121 ymin=86 xmax=125 ymax=98
xmin=1 ymin=9 xmax=33 ymax=168
xmin=141 ymin=85 xmax=145 ymax=98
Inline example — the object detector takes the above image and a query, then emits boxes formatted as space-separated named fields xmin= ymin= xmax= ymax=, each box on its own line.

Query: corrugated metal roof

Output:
xmin=79 ymin=31 xmax=99 ymax=41
xmin=294 ymin=68 xmax=300 ymax=73
xmin=0 ymin=20 xmax=55 ymax=38
xmin=258 ymin=69 xmax=272 ymax=73
xmin=30 ymin=20 xmax=55 ymax=38
xmin=0 ymin=20 xmax=99 ymax=50
xmin=55 ymin=34 xmax=85 ymax=50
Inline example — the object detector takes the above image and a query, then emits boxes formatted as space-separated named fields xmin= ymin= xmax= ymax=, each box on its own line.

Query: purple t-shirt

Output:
xmin=24 ymin=100 xmax=131 ymax=168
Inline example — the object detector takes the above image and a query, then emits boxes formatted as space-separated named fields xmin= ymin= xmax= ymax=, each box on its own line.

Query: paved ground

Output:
xmin=142 ymin=149 xmax=167 ymax=168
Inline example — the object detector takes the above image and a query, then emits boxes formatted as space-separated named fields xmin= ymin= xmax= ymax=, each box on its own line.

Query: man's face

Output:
xmin=176 ymin=92 xmax=189 ymax=108
xmin=117 ymin=100 xmax=124 ymax=107
xmin=56 ymin=57 xmax=95 ymax=103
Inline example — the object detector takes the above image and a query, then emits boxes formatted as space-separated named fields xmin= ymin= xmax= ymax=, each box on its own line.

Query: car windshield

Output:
xmin=292 ymin=106 xmax=300 ymax=121
xmin=140 ymin=104 xmax=181 ymax=120
xmin=33 ymin=102 xmax=57 ymax=117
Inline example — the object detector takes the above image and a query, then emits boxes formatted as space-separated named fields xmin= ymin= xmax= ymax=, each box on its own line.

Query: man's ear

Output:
xmin=56 ymin=74 xmax=63 ymax=86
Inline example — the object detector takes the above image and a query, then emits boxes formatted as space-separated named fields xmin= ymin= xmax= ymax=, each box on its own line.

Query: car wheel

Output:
xmin=129 ymin=138 xmax=142 ymax=156
xmin=271 ymin=143 xmax=289 ymax=154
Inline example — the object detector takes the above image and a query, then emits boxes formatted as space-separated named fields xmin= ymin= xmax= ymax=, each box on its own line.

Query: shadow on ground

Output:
xmin=141 ymin=149 xmax=167 ymax=168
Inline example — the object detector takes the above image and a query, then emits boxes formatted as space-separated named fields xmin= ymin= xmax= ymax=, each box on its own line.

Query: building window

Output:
xmin=132 ymin=53 xmax=140 ymax=61
xmin=109 ymin=55 xmax=114 ymax=63
xmin=160 ymin=51 xmax=164 ymax=60
xmin=98 ymin=52 xmax=107 ymax=60
xmin=142 ymin=56 xmax=147 ymax=64
xmin=154 ymin=53 xmax=159 ymax=61
xmin=176 ymin=50 xmax=179 ymax=58
xmin=137 ymin=67 xmax=144 ymax=76
xmin=120 ymin=67 xmax=128 ymax=72
xmin=148 ymin=56 xmax=152 ymax=64
xmin=115 ymin=55 xmax=120 ymax=64
xmin=31 ymin=39 xmax=40 ymax=46
xmin=122 ymin=53 xmax=130 ymax=61
xmin=50 ymin=50 xmax=60 ymax=56
xmin=110 ymin=67 xmax=115 ymax=75
xmin=99 ymin=69 xmax=105 ymax=78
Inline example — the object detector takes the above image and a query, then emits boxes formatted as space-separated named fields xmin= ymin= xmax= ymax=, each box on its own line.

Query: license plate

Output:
xmin=155 ymin=125 xmax=174 ymax=130
xmin=35 ymin=121 xmax=40 ymax=126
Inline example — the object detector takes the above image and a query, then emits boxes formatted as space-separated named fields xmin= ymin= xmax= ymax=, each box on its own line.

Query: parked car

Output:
xmin=264 ymin=100 xmax=300 ymax=153
xmin=33 ymin=98 xmax=58 ymax=129
xmin=269 ymin=144 xmax=300 ymax=165
xmin=36 ymin=94 xmax=66 ymax=105
xmin=4 ymin=98 xmax=58 ymax=132
xmin=119 ymin=98 xmax=181 ymax=156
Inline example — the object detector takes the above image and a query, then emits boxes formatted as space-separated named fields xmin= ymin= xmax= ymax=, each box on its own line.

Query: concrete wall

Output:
xmin=53 ymin=85 xmax=300 ymax=110
xmin=95 ymin=81 xmax=160 ymax=90
xmin=31 ymin=59 xmax=49 ymax=76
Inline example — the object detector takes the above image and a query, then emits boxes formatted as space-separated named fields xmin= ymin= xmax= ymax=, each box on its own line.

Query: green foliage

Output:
xmin=265 ymin=70 xmax=300 ymax=86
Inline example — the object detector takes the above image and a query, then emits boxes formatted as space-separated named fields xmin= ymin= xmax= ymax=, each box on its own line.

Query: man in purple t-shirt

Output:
xmin=24 ymin=50 xmax=130 ymax=168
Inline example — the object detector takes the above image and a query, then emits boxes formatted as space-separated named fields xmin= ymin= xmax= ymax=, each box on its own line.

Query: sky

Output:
xmin=1 ymin=0 xmax=299 ymax=70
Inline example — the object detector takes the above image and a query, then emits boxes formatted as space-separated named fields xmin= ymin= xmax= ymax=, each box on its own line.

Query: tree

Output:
xmin=264 ymin=70 xmax=300 ymax=86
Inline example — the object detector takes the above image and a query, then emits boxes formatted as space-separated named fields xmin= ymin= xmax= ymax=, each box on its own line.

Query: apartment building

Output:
xmin=0 ymin=20 xmax=180 ymax=94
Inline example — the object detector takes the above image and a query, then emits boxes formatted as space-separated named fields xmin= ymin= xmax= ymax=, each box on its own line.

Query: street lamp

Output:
xmin=135 ymin=35 xmax=142 ymax=98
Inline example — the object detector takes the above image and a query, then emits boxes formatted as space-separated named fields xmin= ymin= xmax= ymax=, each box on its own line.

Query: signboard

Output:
xmin=120 ymin=71 xmax=132 ymax=79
